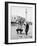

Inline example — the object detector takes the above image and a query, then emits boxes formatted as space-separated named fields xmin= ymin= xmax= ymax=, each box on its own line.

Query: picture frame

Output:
xmin=5 ymin=2 xmax=36 ymax=44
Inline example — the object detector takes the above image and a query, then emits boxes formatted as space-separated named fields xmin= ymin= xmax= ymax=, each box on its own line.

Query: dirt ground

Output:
xmin=11 ymin=24 xmax=32 ymax=40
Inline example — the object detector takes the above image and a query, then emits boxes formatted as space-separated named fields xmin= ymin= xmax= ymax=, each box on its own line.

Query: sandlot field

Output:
xmin=11 ymin=23 xmax=32 ymax=40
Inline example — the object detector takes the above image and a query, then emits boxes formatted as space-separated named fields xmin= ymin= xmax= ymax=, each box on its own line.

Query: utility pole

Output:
xmin=25 ymin=8 xmax=27 ymax=21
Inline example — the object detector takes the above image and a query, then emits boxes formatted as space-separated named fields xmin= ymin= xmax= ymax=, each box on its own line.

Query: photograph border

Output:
xmin=5 ymin=2 xmax=36 ymax=44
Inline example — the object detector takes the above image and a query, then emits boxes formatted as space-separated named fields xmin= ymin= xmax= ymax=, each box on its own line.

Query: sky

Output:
xmin=11 ymin=6 xmax=33 ymax=22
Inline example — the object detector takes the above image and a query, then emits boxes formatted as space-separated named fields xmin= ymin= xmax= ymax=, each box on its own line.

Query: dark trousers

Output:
xmin=16 ymin=29 xmax=23 ymax=34
xmin=25 ymin=28 xmax=29 ymax=35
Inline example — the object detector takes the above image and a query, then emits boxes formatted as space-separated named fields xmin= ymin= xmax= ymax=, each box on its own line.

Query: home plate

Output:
xmin=17 ymin=33 xmax=25 ymax=39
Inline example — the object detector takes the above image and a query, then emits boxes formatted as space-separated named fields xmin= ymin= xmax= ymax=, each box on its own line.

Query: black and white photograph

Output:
xmin=11 ymin=6 xmax=33 ymax=39
xmin=5 ymin=2 xmax=36 ymax=44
